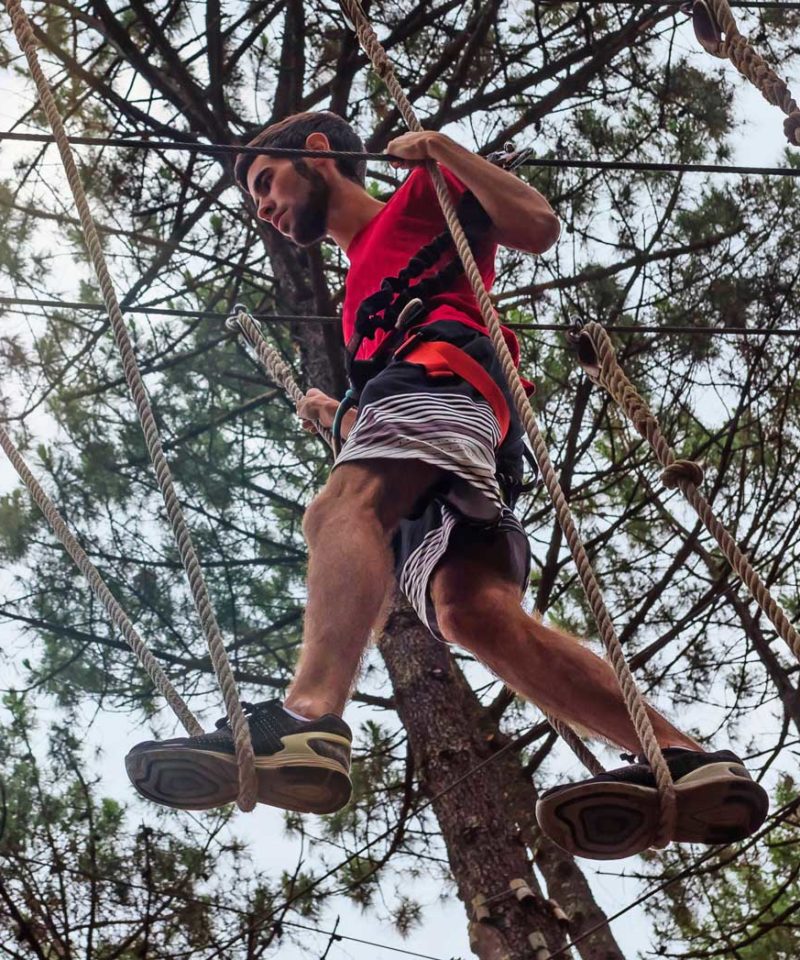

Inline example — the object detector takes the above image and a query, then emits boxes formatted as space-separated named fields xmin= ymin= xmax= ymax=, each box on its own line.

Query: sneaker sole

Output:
xmin=125 ymin=732 xmax=352 ymax=814
xmin=536 ymin=762 xmax=769 ymax=859
xmin=672 ymin=761 xmax=769 ymax=844
xmin=536 ymin=782 xmax=660 ymax=860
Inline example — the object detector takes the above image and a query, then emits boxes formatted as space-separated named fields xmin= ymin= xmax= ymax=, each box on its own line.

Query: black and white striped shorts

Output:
xmin=335 ymin=321 xmax=532 ymax=641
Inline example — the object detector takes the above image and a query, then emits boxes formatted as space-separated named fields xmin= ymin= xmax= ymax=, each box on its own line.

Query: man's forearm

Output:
xmin=427 ymin=134 xmax=559 ymax=254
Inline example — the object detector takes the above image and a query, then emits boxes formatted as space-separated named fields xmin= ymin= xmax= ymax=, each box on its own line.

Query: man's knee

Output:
xmin=302 ymin=466 xmax=390 ymax=545
xmin=434 ymin=581 xmax=526 ymax=651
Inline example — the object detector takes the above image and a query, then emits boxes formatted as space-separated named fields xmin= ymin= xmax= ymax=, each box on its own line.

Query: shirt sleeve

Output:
xmin=403 ymin=164 xmax=467 ymax=208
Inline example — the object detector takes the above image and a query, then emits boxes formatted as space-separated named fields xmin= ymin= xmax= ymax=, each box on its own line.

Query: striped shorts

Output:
xmin=335 ymin=321 xmax=532 ymax=641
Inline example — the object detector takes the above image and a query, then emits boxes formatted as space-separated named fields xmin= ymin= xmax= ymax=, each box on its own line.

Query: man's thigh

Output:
xmin=430 ymin=524 xmax=524 ymax=613
xmin=324 ymin=457 xmax=446 ymax=531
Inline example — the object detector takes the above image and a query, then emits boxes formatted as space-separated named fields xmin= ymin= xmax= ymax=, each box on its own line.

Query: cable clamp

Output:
xmin=683 ymin=0 xmax=724 ymax=56
xmin=226 ymin=302 xmax=251 ymax=333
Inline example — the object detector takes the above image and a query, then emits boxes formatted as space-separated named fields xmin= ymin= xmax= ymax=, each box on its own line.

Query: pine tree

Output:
xmin=1 ymin=2 xmax=799 ymax=956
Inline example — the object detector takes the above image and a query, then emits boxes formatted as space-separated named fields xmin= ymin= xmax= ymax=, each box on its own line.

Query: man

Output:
xmin=125 ymin=111 xmax=767 ymax=859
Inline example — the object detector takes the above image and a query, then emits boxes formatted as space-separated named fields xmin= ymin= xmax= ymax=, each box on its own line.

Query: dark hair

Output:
xmin=234 ymin=111 xmax=367 ymax=191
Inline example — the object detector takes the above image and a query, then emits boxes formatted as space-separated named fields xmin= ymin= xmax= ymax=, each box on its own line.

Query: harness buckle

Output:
xmin=394 ymin=297 xmax=426 ymax=331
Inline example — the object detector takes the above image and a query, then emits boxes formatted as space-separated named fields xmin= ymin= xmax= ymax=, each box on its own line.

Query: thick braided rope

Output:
xmin=339 ymin=0 xmax=673 ymax=837
xmin=0 ymin=421 xmax=203 ymax=736
xmin=578 ymin=321 xmax=800 ymax=664
xmin=228 ymin=309 xmax=335 ymax=448
xmin=5 ymin=0 xmax=256 ymax=811
xmin=702 ymin=0 xmax=800 ymax=146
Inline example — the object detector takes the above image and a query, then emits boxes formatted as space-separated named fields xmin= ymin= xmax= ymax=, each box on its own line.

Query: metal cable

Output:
xmin=3 ymin=129 xmax=799 ymax=178
xmin=4 ymin=0 xmax=257 ymax=811
xmin=3 ymin=295 xmax=800 ymax=338
xmin=338 ymin=0 xmax=675 ymax=840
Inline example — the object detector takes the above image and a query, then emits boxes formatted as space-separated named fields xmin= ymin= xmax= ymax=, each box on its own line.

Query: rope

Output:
xmin=227 ymin=307 xmax=335 ymax=448
xmin=338 ymin=0 xmax=676 ymax=842
xmin=575 ymin=321 xmax=800 ymax=664
xmin=0 ymin=422 xmax=202 ymax=736
xmin=4 ymin=0 xmax=257 ymax=812
xmin=694 ymin=0 xmax=800 ymax=145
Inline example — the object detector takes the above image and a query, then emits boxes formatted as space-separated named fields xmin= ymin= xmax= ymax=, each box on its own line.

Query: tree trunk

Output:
xmin=379 ymin=595 xmax=626 ymax=959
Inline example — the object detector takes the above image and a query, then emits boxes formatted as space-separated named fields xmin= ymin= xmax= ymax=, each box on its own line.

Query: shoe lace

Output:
xmin=214 ymin=700 xmax=258 ymax=730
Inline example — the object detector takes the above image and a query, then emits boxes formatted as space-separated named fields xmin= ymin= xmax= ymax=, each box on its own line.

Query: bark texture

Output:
xmin=379 ymin=596 xmax=626 ymax=959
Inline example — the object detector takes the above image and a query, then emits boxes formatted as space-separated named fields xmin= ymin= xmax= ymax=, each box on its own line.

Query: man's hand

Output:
xmin=296 ymin=388 xmax=359 ymax=439
xmin=386 ymin=131 xmax=448 ymax=169
xmin=296 ymin=388 xmax=338 ymax=433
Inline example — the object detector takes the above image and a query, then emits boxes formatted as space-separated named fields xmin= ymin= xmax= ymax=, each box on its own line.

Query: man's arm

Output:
xmin=386 ymin=131 xmax=560 ymax=255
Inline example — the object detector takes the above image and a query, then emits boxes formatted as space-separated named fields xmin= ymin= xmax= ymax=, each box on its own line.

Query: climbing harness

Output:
xmin=339 ymin=144 xmax=531 ymax=471
xmin=344 ymin=143 xmax=531 ymax=394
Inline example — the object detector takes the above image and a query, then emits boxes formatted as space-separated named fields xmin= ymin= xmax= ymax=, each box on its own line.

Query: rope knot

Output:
xmin=661 ymin=459 xmax=704 ymax=489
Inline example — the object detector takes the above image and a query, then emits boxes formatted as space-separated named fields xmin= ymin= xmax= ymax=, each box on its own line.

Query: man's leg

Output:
xmin=430 ymin=529 xmax=698 ymax=753
xmin=126 ymin=456 xmax=444 ymax=813
xmin=430 ymin=529 xmax=768 ymax=857
xmin=285 ymin=457 xmax=444 ymax=719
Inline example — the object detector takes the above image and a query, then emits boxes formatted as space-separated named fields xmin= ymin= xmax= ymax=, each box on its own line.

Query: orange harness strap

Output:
xmin=398 ymin=339 xmax=511 ymax=444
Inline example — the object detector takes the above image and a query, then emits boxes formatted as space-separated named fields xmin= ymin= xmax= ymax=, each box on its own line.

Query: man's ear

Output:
xmin=305 ymin=132 xmax=331 ymax=152
xmin=305 ymin=131 xmax=335 ymax=172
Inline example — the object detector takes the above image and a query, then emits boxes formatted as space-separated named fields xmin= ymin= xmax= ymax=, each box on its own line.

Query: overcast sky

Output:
xmin=0 ymin=9 xmax=796 ymax=959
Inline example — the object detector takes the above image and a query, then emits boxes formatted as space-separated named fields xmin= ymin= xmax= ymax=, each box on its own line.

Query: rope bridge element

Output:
xmin=226 ymin=308 xmax=335 ymax=448
xmin=690 ymin=0 xmax=800 ymax=145
xmin=574 ymin=321 xmax=800 ymax=664
xmin=4 ymin=0 xmax=257 ymax=811
xmin=337 ymin=0 xmax=676 ymax=842
xmin=0 ymin=421 xmax=203 ymax=736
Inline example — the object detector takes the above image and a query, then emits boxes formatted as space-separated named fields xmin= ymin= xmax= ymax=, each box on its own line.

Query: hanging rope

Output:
xmin=574 ymin=320 xmax=800 ymax=664
xmin=0 ymin=421 xmax=203 ymax=736
xmin=337 ymin=0 xmax=675 ymax=840
xmin=4 ymin=0 xmax=257 ymax=812
xmin=226 ymin=307 xmax=335 ymax=448
xmin=691 ymin=0 xmax=800 ymax=145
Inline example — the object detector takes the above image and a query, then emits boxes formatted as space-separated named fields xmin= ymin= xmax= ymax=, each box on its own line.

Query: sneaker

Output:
xmin=535 ymin=748 xmax=769 ymax=860
xmin=125 ymin=700 xmax=352 ymax=814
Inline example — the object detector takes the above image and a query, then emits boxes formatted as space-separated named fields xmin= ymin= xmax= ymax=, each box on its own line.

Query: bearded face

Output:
xmin=289 ymin=161 xmax=331 ymax=247
xmin=247 ymin=155 xmax=331 ymax=247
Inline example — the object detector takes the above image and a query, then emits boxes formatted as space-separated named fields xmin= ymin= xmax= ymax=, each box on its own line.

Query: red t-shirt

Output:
xmin=343 ymin=166 xmax=521 ymax=364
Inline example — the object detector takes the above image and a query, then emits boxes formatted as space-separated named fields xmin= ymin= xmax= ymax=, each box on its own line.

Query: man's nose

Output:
xmin=258 ymin=198 xmax=275 ymax=221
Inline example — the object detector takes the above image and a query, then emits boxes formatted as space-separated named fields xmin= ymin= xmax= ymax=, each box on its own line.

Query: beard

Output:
xmin=290 ymin=162 xmax=330 ymax=247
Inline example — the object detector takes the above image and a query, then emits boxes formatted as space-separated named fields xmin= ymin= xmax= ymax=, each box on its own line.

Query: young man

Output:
xmin=125 ymin=111 xmax=767 ymax=859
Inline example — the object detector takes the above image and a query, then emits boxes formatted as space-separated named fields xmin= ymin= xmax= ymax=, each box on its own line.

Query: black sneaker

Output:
xmin=125 ymin=700 xmax=352 ymax=814
xmin=535 ymin=748 xmax=769 ymax=860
